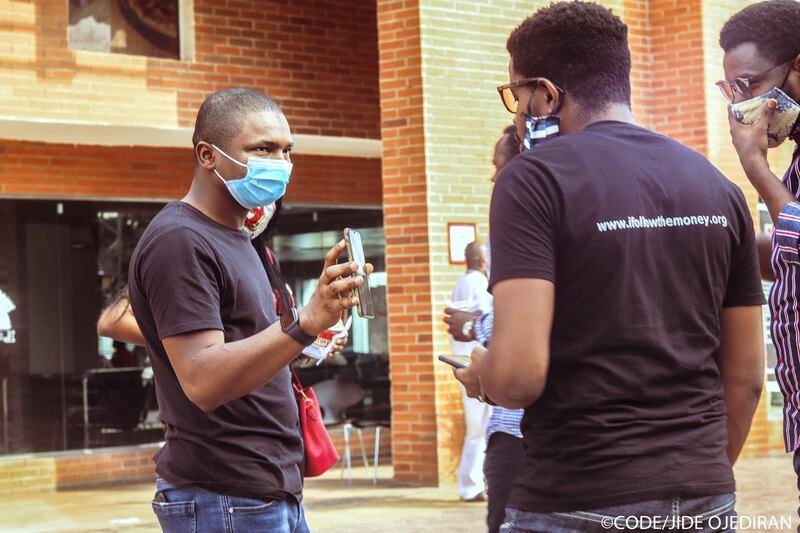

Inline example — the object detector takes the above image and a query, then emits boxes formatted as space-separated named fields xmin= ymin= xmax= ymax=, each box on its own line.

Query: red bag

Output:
xmin=292 ymin=371 xmax=339 ymax=477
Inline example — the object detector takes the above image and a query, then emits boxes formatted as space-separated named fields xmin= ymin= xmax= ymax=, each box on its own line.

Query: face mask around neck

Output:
xmin=243 ymin=203 xmax=277 ymax=240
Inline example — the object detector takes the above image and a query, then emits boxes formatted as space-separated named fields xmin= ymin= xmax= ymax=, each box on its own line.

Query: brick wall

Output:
xmin=0 ymin=428 xmax=391 ymax=495
xmin=0 ymin=141 xmax=382 ymax=206
xmin=0 ymin=445 xmax=157 ymax=494
xmin=0 ymin=0 xmax=380 ymax=139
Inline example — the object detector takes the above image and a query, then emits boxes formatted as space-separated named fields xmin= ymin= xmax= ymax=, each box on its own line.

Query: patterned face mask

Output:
xmin=729 ymin=87 xmax=800 ymax=148
xmin=521 ymin=90 xmax=563 ymax=151
xmin=522 ymin=114 xmax=560 ymax=150
xmin=243 ymin=203 xmax=276 ymax=240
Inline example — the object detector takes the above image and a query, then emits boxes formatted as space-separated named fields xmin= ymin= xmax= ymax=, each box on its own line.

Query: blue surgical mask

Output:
xmin=212 ymin=144 xmax=293 ymax=209
xmin=522 ymin=114 xmax=560 ymax=150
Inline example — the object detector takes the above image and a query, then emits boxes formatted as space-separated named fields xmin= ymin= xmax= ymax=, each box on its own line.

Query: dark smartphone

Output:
xmin=344 ymin=228 xmax=375 ymax=319
xmin=437 ymin=355 xmax=469 ymax=369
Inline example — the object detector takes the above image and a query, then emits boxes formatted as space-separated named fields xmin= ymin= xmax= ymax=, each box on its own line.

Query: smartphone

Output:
xmin=437 ymin=355 xmax=469 ymax=369
xmin=344 ymin=228 xmax=375 ymax=319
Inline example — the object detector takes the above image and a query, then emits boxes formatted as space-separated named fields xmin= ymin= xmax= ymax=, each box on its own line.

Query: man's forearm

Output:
xmin=756 ymin=233 xmax=773 ymax=281
xmin=741 ymin=158 xmax=795 ymax=223
xmin=723 ymin=380 xmax=763 ymax=465
xmin=178 ymin=323 xmax=305 ymax=411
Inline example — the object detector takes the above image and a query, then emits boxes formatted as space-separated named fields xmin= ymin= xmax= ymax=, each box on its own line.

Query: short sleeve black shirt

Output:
xmin=489 ymin=121 xmax=765 ymax=512
xmin=128 ymin=201 xmax=303 ymax=501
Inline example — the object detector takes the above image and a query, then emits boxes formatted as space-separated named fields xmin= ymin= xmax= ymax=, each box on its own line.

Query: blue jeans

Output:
xmin=501 ymin=493 xmax=736 ymax=533
xmin=152 ymin=477 xmax=310 ymax=533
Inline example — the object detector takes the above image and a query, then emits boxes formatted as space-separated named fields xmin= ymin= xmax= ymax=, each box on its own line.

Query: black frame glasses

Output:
xmin=716 ymin=60 xmax=793 ymax=104
xmin=496 ymin=78 xmax=564 ymax=114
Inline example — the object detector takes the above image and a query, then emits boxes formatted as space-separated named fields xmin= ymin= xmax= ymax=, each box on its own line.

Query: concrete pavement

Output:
xmin=2 ymin=455 xmax=797 ymax=532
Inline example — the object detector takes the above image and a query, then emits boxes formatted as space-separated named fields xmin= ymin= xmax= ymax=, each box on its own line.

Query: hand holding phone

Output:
xmin=437 ymin=355 xmax=469 ymax=369
xmin=344 ymin=228 xmax=375 ymax=319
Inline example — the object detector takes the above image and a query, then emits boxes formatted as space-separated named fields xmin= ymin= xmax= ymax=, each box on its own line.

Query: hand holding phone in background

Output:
xmin=438 ymin=355 xmax=470 ymax=369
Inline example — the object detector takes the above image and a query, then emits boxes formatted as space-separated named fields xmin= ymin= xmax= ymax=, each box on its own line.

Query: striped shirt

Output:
xmin=473 ymin=309 xmax=524 ymax=439
xmin=771 ymin=146 xmax=800 ymax=452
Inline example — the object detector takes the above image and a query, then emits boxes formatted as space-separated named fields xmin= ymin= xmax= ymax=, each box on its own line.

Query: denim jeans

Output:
xmin=501 ymin=493 xmax=736 ymax=533
xmin=151 ymin=477 xmax=310 ymax=533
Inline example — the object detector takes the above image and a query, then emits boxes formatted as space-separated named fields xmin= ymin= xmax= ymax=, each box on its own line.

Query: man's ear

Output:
xmin=195 ymin=142 xmax=215 ymax=170
xmin=538 ymin=78 xmax=562 ymax=114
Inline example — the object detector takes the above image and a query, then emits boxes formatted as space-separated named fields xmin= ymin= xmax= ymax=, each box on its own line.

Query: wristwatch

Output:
xmin=281 ymin=307 xmax=317 ymax=347
xmin=462 ymin=319 xmax=475 ymax=340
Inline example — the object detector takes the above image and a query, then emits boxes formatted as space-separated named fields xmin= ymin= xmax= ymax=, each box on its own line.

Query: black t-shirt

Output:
xmin=128 ymin=201 xmax=303 ymax=501
xmin=489 ymin=121 xmax=764 ymax=512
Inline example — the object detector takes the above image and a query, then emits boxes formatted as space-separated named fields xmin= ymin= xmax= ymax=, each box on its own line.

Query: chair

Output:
xmin=67 ymin=368 xmax=148 ymax=448
xmin=350 ymin=376 xmax=391 ymax=485
xmin=312 ymin=378 xmax=369 ymax=481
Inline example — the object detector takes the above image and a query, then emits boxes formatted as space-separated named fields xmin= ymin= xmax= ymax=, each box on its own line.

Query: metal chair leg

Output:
xmin=373 ymin=425 xmax=381 ymax=485
xmin=356 ymin=427 xmax=369 ymax=472
xmin=343 ymin=423 xmax=352 ymax=483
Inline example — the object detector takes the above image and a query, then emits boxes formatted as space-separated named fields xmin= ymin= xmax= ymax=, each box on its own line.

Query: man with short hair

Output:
xmin=449 ymin=240 xmax=492 ymax=502
xmin=454 ymin=3 xmax=766 ymax=530
xmin=718 ymin=0 xmax=800 ymax=509
xmin=129 ymin=88 xmax=367 ymax=532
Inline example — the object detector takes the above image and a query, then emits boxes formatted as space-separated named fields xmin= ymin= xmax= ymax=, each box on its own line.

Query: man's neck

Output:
xmin=182 ymin=174 xmax=247 ymax=230
xmin=567 ymin=103 xmax=636 ymax=133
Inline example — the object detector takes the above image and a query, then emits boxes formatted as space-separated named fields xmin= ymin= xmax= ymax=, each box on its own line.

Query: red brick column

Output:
xmin=376 ymin=1 xmax=439 ymax=485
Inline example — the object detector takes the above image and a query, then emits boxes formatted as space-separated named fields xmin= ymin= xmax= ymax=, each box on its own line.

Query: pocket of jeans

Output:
xmin=151 ymin=499 xmax=196 ymax=533
xmin=226 ymin=495 xmax=283 ymax=530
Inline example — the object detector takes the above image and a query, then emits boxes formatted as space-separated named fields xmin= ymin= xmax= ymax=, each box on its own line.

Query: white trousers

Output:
xmin=456 ymin=384 xmax=492 ymax=499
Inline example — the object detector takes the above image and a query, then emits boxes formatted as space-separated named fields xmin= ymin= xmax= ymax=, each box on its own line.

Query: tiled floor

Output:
xmin=2 ymin=455 xmax=797 ymax=532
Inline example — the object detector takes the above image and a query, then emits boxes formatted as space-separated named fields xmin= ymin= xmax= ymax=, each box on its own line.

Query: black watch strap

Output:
xmin=282 ymin=308 xmax=317 ymax=347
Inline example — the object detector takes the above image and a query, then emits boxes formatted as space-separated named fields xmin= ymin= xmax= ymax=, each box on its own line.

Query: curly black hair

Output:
xmin=506 ymin=1 xmax=631 ymax=109
xmin=498 ymin=125 xmax=519 ymax=154
xmin=719 ymin=0 xmax=800 ymax=65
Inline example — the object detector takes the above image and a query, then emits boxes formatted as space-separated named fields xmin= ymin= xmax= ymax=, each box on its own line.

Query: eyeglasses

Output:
xmin=496 ymin=78 xmax=564 ymax=114
xmin=715 ymin=60 xmax=792 ymax=103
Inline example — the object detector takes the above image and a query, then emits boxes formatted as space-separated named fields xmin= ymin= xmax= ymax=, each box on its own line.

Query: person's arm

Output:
xmin=97 ymin=292 xmax=146 ymax=346
xmin=460 ymin=279 xmax=553 ymax=408
xmin=717 ymin=305 xmax=765 ymax=465
xmin=443 ymin=307 xmax=481 ymax=342
xmin=454 ymin=156 xmax=558 ymax=408
xmin=756 ymin=232 xmax=773 ymax=280
xmin=162 ymin=240 xmax=365 ymax=412
xmin=728 ymin=99 xmax=795 ymax=223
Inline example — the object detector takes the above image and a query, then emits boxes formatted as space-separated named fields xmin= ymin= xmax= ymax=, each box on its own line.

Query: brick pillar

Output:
xmin=376 ymin=0 xmax=438 ymax=485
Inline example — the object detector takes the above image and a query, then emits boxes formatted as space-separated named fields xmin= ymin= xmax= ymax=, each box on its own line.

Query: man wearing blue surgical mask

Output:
xmin=128 ymin=88 xmax=369 ymax=533
xmin=719 ymin=0 xmax=800 ymax=516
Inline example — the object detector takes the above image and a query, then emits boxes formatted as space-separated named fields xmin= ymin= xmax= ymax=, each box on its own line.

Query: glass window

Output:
xmin=0 ymin=200 xmax=389 ymax=455
xmin=68 ymin=0 xmax=180 ymax=59
xmin=0 ymin=199 xmax=163 ymax=455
